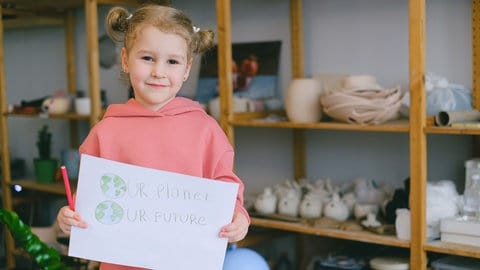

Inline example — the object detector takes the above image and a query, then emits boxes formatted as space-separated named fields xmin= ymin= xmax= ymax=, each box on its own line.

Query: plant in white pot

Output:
xmin=34 ymin=125 xmax=58 ymax=183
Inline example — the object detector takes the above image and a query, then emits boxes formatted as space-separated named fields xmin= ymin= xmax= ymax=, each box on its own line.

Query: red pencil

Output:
xmin=60 ymin=165 xmax=75 ymax=211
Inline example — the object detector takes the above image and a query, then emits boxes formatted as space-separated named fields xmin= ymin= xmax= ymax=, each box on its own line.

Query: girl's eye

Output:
xmin=167 ymin=59 xmax=180 ymax=65
xmin=141 ymin=56 xmax=154 ymax=62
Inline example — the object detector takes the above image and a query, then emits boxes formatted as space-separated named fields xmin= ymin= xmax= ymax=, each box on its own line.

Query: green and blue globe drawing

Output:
xmin=100 ymin=173 xmax=127 ymax=199
xmin=95 ymin=200 xmax=124 ymax=225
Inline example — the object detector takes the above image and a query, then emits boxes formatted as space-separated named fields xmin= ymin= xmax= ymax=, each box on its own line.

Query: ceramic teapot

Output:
xmin=354 ymin=177 xmax=387 ymax=205
xmin=277 ymin=189 xmax=301 ymax=217
xmin=323 ymin=193 xmax=349 ymax=221
xmin=341 ymin=192 xmax=357 ymax=217
xmin=354 ymin=203 xmax=379 ymax=220
xmin=299 ymin=193 xmax=323 ymax=219
xmin=254 ymin=187 xmax=277 ymax=215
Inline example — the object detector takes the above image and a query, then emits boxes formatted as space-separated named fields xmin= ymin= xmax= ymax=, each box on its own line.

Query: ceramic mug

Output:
xmin=208 ymin=96 xmax=256 ymax=119
xmin=75 ymin=97 xmax=91 ymax=115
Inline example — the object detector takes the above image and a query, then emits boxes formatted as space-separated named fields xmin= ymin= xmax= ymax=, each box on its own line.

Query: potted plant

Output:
xmin=33 ymin=125 xmax=57 ymax=183
xmin=0 ymin=208 xmax=68 ymax=269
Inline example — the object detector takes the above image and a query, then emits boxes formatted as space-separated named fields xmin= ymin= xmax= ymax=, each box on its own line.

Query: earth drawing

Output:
xmin=95 ymin=200 xmax=124 ymax=225
xmin=100 ymin=173 xmax=127 ymax=199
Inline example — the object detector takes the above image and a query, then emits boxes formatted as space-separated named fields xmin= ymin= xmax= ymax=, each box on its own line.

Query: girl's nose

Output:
xmin=151 ymin=71 xmax=166 ymax=78
xmin=151 ymin=63 xmax=166 ymax=78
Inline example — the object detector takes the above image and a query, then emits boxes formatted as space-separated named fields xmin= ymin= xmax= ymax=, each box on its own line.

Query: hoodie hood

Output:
xmin=103 ymin=97 xmax=205 ymax=118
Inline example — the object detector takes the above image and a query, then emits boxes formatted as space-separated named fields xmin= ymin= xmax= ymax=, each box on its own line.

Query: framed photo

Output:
xmin=195 ymin=40 xmax=282 ymax=110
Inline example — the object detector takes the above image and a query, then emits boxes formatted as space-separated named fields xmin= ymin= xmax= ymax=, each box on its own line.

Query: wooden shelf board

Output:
xmin=232 ymin=115 xmax=480 ymax=135
xmin=231 ymin=116 xmax=410 ymax=133
xmin=425 ymin=125 xmax=480 ymax=135
xmin=1 ymin=0 xmax=169 ymax=10
xmin=9 ymin=179 xmax=77 ymax=196
xmin=3 ymin=17 xmax=64 ymax=29
xmin=425 ymin=241 xmax=480 ymax=258
xmin=251 ymin=217 xmax=409 ymax=248
xmin=5 ymin=111 xmax=91 ymax=120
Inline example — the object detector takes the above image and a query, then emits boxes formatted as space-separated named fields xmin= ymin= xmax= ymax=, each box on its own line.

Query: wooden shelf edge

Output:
xmin=5 ymin=111 xmax=91 ymax=120
xmin=3 ymin=17 xmax=64 ymax=29
xmin=426 ymin=125 xmax=480 ymax=135
xmin=425 ymin=241 xmax=480 ymax=258
xmin=9 ymin=179 xmax=77 ymax=195
xmin=231 ymin=115 xmax=480 ymax=135
xmin=231 ymin=116 xmax=410 ymax=133
xmin=98 ymin=0 xmax=170 ymax=6
xmin=250 ymin=217 xmax=409 ymax=248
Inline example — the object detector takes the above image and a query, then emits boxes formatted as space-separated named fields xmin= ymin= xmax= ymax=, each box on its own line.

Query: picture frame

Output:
xmin=195 ymin=40 xmax=282 ymax=111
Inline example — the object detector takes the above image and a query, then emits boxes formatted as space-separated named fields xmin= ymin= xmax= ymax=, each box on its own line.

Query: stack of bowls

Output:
xmin=321 ymin=75 xmax=403 ymax=125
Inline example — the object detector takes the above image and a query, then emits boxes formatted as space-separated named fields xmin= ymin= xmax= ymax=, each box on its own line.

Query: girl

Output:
xmin=57 ymin=4 xmax=250 ymax=269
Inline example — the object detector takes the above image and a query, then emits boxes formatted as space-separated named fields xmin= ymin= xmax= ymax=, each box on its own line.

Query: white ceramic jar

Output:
xmin=284 ymin=78 xmax=322 ymax=123
xmin=395 ymin=208 xmax=411 ymax=241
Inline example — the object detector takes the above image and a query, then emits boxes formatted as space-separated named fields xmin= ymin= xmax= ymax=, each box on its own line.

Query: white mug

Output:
xmin=208 ymin=96 xmax=255 ymax=119
xmin=75 ymin=97 xmax=91 ymax=115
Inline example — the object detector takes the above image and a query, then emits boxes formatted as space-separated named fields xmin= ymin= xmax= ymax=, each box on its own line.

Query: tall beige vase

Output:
xmin=285 ymin=78 xmax=322 ymax=123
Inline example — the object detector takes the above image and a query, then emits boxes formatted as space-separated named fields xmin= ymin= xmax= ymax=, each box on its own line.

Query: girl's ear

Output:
xmin=120 ymin=47 xmax=129 ymax=73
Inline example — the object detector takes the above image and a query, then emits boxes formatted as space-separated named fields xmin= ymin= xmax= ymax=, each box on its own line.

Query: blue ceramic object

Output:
xmin=223 ymin=244 xmax=270 ymax=270
xmin=61 ymin=149 xmax=80 ymax=179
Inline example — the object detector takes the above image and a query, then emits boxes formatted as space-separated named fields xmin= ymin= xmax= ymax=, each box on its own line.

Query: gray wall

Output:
xmin=3 ymin=0 xmax=474 ymax=199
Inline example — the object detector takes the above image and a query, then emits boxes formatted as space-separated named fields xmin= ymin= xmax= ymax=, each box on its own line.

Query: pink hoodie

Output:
xmin=79 ymin=97 xmax=249 ymax=270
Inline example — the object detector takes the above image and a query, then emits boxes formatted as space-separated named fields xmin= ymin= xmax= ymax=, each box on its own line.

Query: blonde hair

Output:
xmin=105 ymin=5 xmax=215 ymax=61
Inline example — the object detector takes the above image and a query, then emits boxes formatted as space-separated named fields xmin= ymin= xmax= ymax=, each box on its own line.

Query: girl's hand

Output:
xmin=219 ymin=211 xmax=249 ymax=243
xmin=56 ymin=206 xmax=88 ymax=235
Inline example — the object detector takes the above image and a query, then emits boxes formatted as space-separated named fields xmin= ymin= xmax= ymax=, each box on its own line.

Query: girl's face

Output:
xmin=121 ymin=25 xmax=192 ymax=111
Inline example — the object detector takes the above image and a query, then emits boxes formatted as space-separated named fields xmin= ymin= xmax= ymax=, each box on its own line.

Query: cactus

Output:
xmin=36 ymin=125 xmax=52 ymax=159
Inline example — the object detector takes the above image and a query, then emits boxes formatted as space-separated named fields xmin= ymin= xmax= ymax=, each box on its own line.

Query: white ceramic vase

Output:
xmin=395 ymin=208 xmax=411 ymax=241
xmin=285 ymin=78 xmax=322 ymax=123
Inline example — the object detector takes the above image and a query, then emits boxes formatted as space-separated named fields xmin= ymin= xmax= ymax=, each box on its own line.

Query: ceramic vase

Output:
xmin=395 ymin=208 xmax=411 ymax=240
xmin=285 ymin=78 xmax=322 ymax=123
xmin=61 ymin=148 xmax=80 ymax=180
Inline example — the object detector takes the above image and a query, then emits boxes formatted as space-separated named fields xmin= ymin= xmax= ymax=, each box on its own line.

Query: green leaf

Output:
xmin=0 ymin=208 xmax=69 ymax=269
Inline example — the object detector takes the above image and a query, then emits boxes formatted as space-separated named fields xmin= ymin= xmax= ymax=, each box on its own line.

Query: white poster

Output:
xmin=69 ymin=154 xmax=238 ymax=269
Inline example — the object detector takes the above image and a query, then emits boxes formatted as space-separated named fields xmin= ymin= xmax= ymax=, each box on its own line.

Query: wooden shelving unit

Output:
xmin=0 ymin=1 xmax=167 ymax=268
xmin=216 ymin=0 xmax=480 ymax=269
xmin=0 ymin=0 xmax=479 ymax=269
